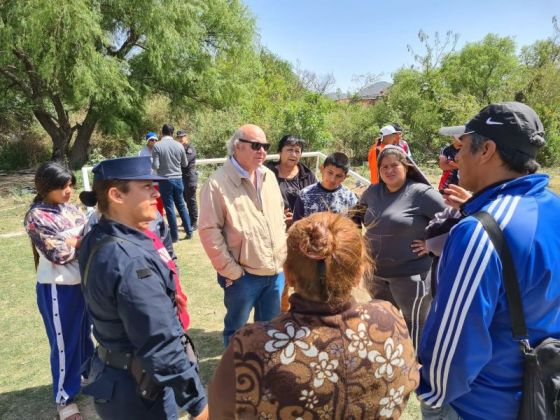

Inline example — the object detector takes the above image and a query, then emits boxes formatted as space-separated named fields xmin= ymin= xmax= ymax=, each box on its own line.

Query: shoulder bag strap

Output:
xmin=473 ymin=211 xmax=528 ymax=339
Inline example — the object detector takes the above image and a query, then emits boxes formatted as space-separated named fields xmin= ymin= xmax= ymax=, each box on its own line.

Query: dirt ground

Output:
xmin=0 ymin=169 xmax=36 ymax=197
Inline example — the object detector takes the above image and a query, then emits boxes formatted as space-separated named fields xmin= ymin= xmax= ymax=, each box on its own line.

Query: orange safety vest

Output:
xmin=368 ymin=141 xmax=387 ymax=184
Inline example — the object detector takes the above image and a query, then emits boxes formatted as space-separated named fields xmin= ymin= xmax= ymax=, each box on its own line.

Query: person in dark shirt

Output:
xmin=266 ymin=135 xmax=317 ymax=312
xmin=152 ymin=123 xmax=193 ymax=242
xmin=292 ymin=152 xmax=358 ymax=223
xmin=177 ymin=130 xmax=199 ymax=230
xmin=265 ymin=135 xmax=317 ymax=227
xmin=437 ymin=133 xmax=462 ymax=190
xmin=78 ymin=156 xmax=208 ymax=419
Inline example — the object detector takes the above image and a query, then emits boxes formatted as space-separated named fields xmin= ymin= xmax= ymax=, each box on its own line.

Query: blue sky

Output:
xmin=243 ymin=0 xmax=559 ymax=92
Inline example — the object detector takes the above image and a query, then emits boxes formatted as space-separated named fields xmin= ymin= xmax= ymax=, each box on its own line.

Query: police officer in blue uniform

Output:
xmin=78 ymin=156 xmax=208 ymax=419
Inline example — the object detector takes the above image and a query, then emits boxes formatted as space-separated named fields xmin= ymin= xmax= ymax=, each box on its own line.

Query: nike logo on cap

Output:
xmin=486 ymin=117 xmax=504 ymax=125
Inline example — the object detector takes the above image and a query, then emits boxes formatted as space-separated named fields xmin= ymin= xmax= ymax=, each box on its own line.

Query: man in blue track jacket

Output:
xmin=418 ymin=102 xmax=560 ymax=420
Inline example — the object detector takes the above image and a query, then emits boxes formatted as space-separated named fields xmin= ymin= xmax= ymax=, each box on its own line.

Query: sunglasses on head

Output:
xmin=238 ymin=138 xmax=271 ymax=151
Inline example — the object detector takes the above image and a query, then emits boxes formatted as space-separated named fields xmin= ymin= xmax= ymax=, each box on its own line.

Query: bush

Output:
xmin=86 ymin=131 xmax=140 ymax=164
xmin=0 ymin=131 xmax=50 ymax=170
xmin=328 ymin=102 xmax=379 ymax=162
xmin=190 ymin=109 xmax=245 ymax=158
xmin=539 ymin=131 xmax=560 ymax=167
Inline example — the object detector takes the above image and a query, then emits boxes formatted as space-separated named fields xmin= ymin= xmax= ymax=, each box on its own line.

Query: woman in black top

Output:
xmin=265 ymin=135 xmax=317 ymax=227
xmin=266 ymin=135 xmax=317 ymax=312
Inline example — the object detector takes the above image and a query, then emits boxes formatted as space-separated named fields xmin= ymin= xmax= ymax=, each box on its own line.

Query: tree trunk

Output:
xmin=68 ymin=107 xmax=99 ymax=169
xmin=51 ymin=132 xmax=70 ymax=163
xmin=32 ymin=109 xmax=71 ymax=164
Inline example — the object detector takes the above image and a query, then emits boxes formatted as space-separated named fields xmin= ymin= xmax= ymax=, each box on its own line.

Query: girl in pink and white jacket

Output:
xmin=24 ymin=162 xmax=94 ymax=420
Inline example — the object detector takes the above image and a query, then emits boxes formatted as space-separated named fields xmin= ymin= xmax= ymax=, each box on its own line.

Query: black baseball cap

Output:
xmin=439 ymin=102 xmax=545 ymax=158
xmin=176 ymin=130 xmax=187 ymax=137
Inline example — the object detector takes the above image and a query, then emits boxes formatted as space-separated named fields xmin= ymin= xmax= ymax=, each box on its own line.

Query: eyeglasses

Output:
xmin=238 ymin=138 xmax=271 ymax=151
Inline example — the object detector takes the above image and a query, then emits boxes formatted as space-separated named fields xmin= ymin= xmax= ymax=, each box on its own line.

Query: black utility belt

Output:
xmin=97 ymin=345 xmax=132 ymax=370
xmin=97 ymin=345 xmax=163 ymax=401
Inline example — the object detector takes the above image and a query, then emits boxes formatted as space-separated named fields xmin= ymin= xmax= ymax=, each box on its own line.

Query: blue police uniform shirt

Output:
xmin=79 ymin=217 xmax=207 ymax=415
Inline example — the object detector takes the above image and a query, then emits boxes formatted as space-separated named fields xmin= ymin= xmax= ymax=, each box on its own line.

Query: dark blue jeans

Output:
xmin=84 ymin=356 xmax=178 ymax=419
xmin=218 ymin=271 xmax=284 ymax=347
xmin=158 ymin=178 xmax=192 ymax=241
xmin=182 ymin=180 xmax=198 ymax=228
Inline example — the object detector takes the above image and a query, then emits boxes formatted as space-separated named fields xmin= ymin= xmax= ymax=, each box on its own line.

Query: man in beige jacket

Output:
xmin=199 ymin=124 xmax=287 ymax=346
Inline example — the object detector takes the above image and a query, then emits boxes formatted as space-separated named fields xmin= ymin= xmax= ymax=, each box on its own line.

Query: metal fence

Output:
xmin=81 ymin=151 xmax=371 ymax=191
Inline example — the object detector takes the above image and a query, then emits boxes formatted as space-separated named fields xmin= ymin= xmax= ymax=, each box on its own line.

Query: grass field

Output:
xmin=1 ymin=165 xmax=558 ymax=419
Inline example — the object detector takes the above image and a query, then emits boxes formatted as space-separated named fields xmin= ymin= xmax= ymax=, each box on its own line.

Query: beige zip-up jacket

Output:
xmin=199 ymin=159 xmax=287 ymax=280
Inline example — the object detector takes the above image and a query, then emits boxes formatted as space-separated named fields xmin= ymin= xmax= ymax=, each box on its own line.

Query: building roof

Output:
xmin=326 ymin=91 xmax=347 ymax=100
xmin=356 ymin=81 xmax=392 ymax=99
xmin=327 ymin=81 xmax=391 ymax=101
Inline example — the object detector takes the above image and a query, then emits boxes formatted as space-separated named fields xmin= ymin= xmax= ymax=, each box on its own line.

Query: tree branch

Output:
xmin=51 ymin=94 xmax=70 ymax=131
xmin=107 ymin=28 xmax=140 ymax=59
xmin=0 ymin=67 xmax=33 ymax=98
xmin=11 ymin=48 xmax=45 ymax=101
xmin=70 ymin=101 xmax=95 ymax=135
xmin=133 ymin=42 xmax=147 ymax=51
xmin=33 ymin=108 xmax=61 ymax=138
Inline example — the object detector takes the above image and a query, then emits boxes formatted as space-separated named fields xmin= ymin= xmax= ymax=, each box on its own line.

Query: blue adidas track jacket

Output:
xmin=418 ymin=174 xmax=560 ymax=420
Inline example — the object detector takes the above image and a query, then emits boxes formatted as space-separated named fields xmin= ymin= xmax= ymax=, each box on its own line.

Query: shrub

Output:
xmin=0 ymin=131 xmax=50 ymax=170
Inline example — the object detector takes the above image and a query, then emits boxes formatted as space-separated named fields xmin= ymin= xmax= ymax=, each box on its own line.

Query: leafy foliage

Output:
xmin=441 ymin=34 xmax=520 ymax=104
xmin=188 ymin=49 xmax=334 ymax=157
xmin=0 ymin=9 xmax=559 ymax=169
xmin=0 ymin=0 xmax=258 ymax=167
xmin=382 ymin=28 xmax=560 ymax=165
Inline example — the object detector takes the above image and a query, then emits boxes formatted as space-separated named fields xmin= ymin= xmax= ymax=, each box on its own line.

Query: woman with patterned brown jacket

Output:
xmin=209 ymin=212 xmax=419 ymax=419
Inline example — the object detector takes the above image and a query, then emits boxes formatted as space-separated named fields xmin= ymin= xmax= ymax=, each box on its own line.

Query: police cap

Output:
xmin=93 ymin=156 xmax=166 ymax=182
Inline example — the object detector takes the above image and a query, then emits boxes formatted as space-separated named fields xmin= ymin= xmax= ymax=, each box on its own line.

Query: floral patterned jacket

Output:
xmin=209 ymin=293 xmax=419 ymax=419
xmin=24 ymin=201 xmax=86 ymax=284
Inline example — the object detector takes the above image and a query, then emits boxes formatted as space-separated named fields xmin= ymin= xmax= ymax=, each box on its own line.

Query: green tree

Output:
xmin=0 ymin=0 xmax=257 ymax=168
xmin=327 ymin=102 xmax=379 ymax=162
xmin=241 ymin=49 xmax=333 ymax=150
xmin=280 ymin=92 xmax=333 ymax=151
xmin=383 ymin=31 xmax=464 ymax=161
xmin=441 ymin=34 xmax=519 ymax=104
xmin=407 ymin=30 xmax=459 ymax=75
xmin=380 ymin=32 xmax=525 ymax=162
xmin=518 ymin=17 xmax=560 ymax=165
xmin=185 ymin=49 xmax=295 ymax=158
xmin=244 ymin=49 xmax=300 ymax=136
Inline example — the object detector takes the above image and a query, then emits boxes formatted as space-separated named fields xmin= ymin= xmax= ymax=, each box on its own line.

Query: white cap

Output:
xmin=380 ymin=125 xmax=398 ymax=138
xmin=438 ymin=126 xmax=472 ymax=137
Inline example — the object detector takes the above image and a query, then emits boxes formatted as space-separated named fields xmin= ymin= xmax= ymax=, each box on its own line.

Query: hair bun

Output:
xmin=79 ymin=191 xmax=98 ymax=207
xmin=299 ymin=221 xmax=335 ymax=260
